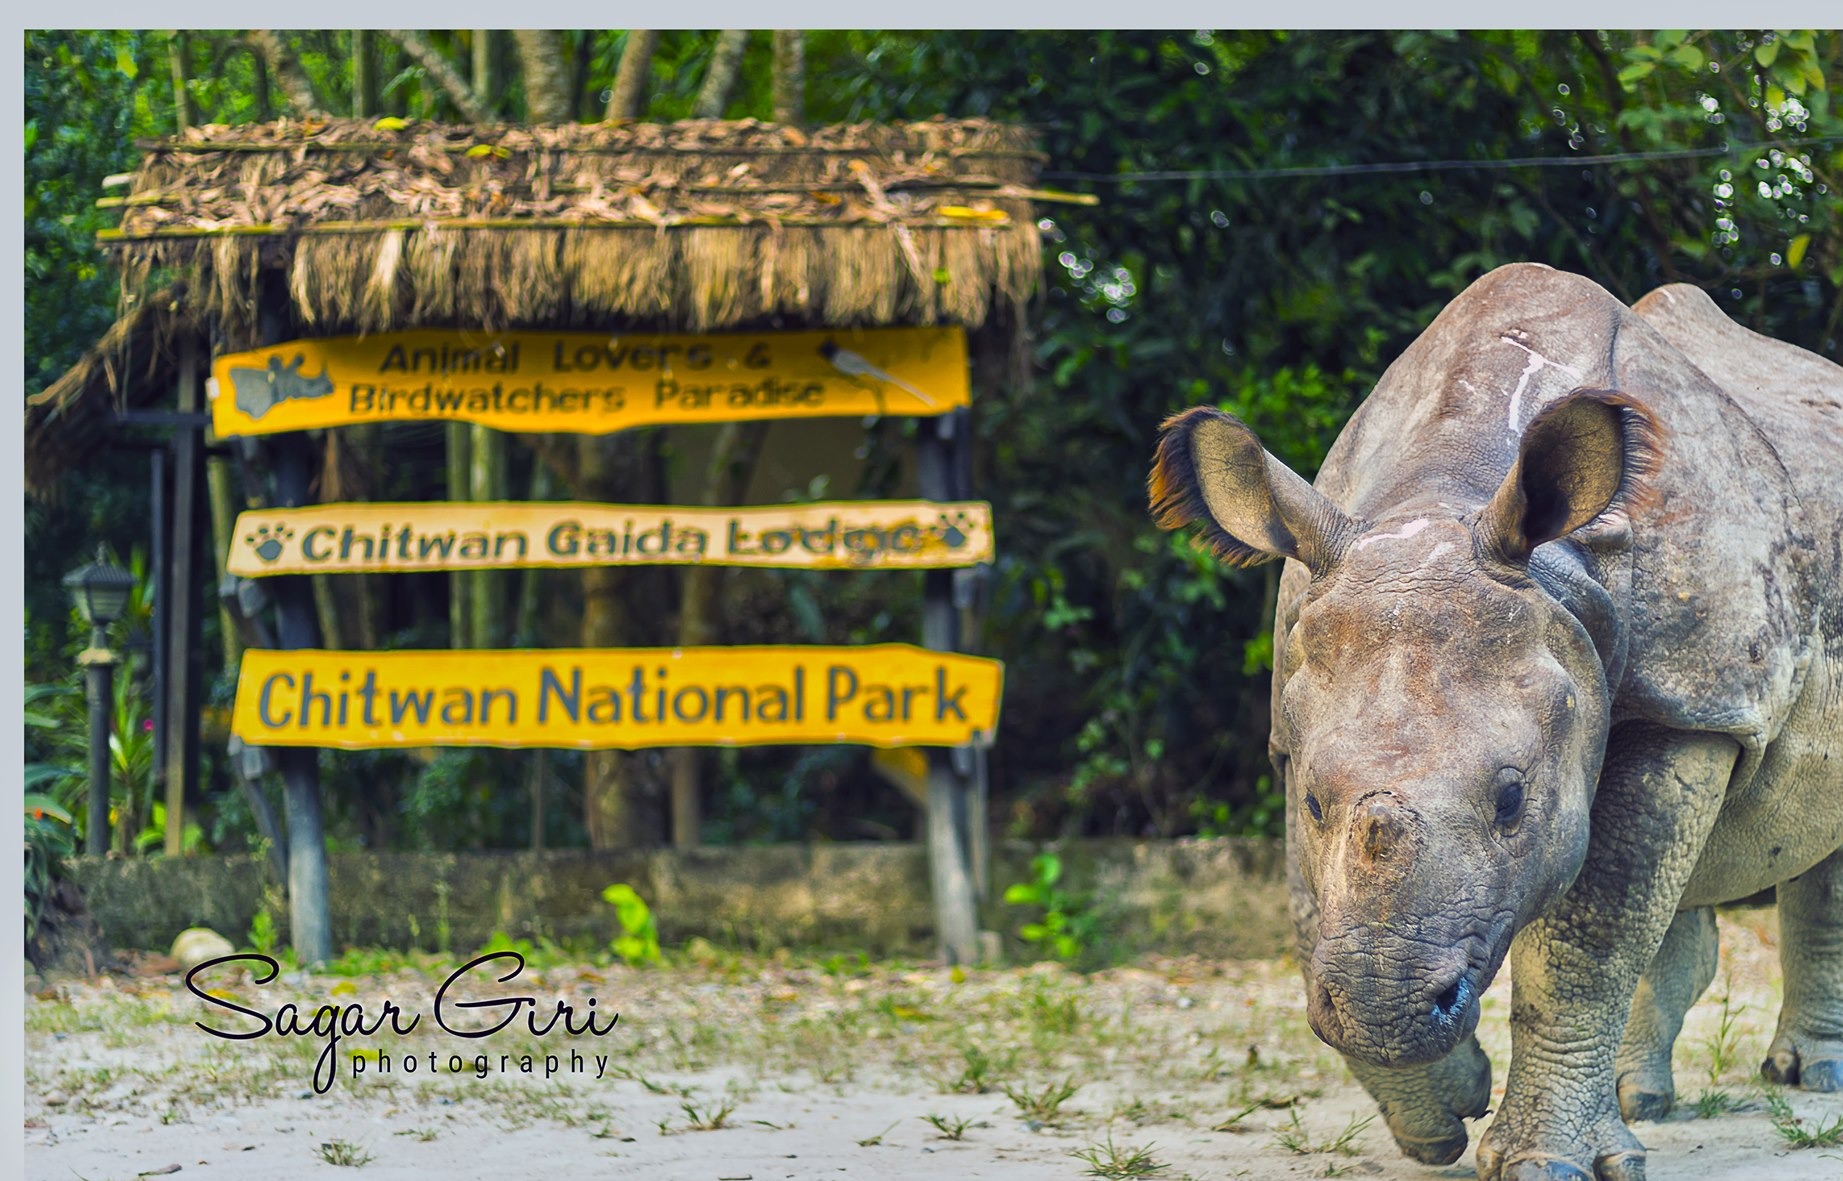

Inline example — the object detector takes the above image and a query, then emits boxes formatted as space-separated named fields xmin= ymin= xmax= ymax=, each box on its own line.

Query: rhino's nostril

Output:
xmin=1430 ymin=973 xmax=1472 ymax=1026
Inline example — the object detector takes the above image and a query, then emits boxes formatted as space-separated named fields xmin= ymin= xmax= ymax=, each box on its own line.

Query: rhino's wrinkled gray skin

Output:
xmin=1148 ymin=264 xmax=1843 ymax=1181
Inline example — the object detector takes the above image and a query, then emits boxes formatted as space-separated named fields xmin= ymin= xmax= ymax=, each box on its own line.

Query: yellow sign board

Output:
xmin=209 ymin=327 xmax=968 ymax=437
xmin=228 ymin=500 xmax=994 ymax=576
xmin=231 ymin=646 xmax=1003 ymax=750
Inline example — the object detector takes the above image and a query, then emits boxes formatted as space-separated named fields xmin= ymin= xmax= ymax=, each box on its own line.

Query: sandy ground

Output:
xmin=22 ymin=910 xmax=1843 ymax=1181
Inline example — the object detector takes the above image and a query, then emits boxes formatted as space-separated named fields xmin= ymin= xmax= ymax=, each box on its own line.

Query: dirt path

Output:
xmin=23 ymin=911 xmax=1842 ymax=1180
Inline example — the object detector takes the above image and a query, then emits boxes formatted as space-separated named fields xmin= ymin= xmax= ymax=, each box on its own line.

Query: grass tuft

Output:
xmin=316 ymin=1140 xmax=375 ymax=1167
xmin=1004 ymin=1076 xmax=1080 ymax=1125
xmin=1070 ymin=1132 xmax=1168 ymax=1178
xmin=1766 ymin=1087 xmax=1843 ymax=1148
xmin=1275 ymin=1107 xmax=1375 ymax=1156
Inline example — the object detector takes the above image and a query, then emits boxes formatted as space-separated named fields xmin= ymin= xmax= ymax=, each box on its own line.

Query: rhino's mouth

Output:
xmin=1307 ymin=915 xmax=1513 ymax=1068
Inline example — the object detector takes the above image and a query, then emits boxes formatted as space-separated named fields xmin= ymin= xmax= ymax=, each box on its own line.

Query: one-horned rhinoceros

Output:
xmin=1148 ymin=263 xmax=1842 ymax=1181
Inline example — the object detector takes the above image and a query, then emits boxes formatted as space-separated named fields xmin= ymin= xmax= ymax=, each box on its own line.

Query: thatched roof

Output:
xmin=24 ymin=285 xmax=203 ymax=497
xmin=28 ymin=115 xmax=1063 ymax=496
xmin=103 ymin=116 xmax=1056 ymax=344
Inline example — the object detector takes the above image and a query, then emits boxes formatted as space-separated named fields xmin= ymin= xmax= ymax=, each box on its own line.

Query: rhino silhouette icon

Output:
xmin=229 ymin=354 xmax=335 ymax=420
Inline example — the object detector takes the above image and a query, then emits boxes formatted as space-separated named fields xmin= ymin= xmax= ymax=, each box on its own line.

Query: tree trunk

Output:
xmin=247 ymin=31 xmax=325 ymax=116
xmin=471 ymin=29 xmax=498 ymax=117
xmin=351 ymin=30 xmax=375 ymax=117
xmin=513 ymin=29 xmax=572 ymax=122
xmin=387 ymin=29 xmax=487 ymax=122
xmin=248 ymin=38 xmax=272 ymax=121
xmin=515 ymin=460 xmax=554 ymax=646
xmin=311 ymin=575 xmax=347 ymax=650
xmin=168 ymin=32 xmax=193 ymax=132
xmin=468 ymin=425 xmax=506 ymax=647
xmin=666 ymin=421 xmax=770 ymax=847
xmin=570 ymin=31 xmax=595 ymax=121
xmin=578 ymin=434 xmax=665 ymax=848
xmin=695 ymin=31 xmax=750 ymax=119
xmin=771 ymin=31 xmax=804 ymax=124
xmin=606 ymin=31 xmax=659 ymax=120
xmin=446 ymin=423 xmax=472 ymax=648
xmin=348 ymin=423 xmax=385 ymax=650
xmin=205 ymin=440 xmax=243 ymax=672
xmin=528 ymin=747 xmax=548 ymax=851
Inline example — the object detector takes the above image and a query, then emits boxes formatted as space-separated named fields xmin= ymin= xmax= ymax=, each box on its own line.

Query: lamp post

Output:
xmin=63 ymin=547 xmax=135 ymax=856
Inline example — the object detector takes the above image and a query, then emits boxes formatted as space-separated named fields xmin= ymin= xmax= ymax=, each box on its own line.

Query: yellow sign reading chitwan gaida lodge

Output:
xmin=227 ymin=501 xmax=994 ymax=576
xmin=209 ymin=327 xmax=968 ymax=437
xmin=231 ymin=646 xmax=1003 ymax=751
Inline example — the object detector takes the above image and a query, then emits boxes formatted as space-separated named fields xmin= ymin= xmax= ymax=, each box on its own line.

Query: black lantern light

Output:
xmin=63 ymin=545 xmax=133 ymax=856
xmin=63 ymin=546 xmax=136 ymax=636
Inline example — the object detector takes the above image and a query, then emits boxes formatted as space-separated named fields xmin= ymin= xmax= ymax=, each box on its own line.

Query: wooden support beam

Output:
xmin=257 ymin=283 xmax=332 ymax=966
xmin=163 ymin=336 xmax=204 ymax=856
xmin=918 ymin=408 xmax=979 ymax=966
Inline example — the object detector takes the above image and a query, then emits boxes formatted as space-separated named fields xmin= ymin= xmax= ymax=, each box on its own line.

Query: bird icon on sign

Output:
xmin=819 ymin=341 xmax=938 ymax=408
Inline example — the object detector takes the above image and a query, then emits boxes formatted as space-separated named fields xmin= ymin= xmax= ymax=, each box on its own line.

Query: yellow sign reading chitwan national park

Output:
xmin=231 ymin=646 xmax=1003 ymax=751
xmin=227 ymin=501 xmax=994 ymax=576
xmin=209 ymin=327 xmax=968 ymax=437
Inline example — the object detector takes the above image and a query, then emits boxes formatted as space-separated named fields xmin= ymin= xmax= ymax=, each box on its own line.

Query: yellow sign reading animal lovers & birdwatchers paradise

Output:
xmin=209 ymin=326 xmax=968 ymax=437
xmin=231 ymin=646 xmax=1003 ymax=751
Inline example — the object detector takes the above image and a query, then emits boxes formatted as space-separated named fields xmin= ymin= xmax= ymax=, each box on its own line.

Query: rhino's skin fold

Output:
xmin=1151 ymin=263 xmax=1843 ymax=1181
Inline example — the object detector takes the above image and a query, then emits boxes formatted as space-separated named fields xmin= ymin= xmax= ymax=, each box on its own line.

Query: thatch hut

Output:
xmin=29 ymin=115 xmax=1051 ymax=493
xmin=28 ymin=114 xmax=1056 ymax=963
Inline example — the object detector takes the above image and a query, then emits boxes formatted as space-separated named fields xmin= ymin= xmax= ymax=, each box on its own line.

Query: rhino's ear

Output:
xmin=1478 ymin=389 xmax=1661 ymax=565
xmin=1149 ymin=407 xmax=1354 ymax=572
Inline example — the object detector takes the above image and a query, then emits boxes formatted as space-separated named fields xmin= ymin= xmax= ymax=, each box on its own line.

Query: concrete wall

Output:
xmin=63 ymin=837 xmax=1291 ymax=962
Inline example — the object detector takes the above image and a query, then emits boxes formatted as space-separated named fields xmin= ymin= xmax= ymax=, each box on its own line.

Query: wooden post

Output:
xmin=150 ymin=444 xmax=168 ymax=785
xmin=163 ymin=336 xmax=203 ymax=856
xmin=257 ymin=285 xmax=332 ymax=965
xmin=919 ymin=408 xmax=979 ymax=965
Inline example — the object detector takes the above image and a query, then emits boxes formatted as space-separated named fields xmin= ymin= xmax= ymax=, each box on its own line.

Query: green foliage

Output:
xmin=27 ymin=668 xmax=162 ymax=857
xmin=602 ymin=883 xmax=662 ymax=966
xmin=23 ymin=30 xmax=1843 ymax=851
xmin=1002 ymin=853 xmax=1096 ymax=962
xmin=246 ymin=908 xmax=278 ymax=955
xmin=24 ymin=792 xmax=76 ymax=943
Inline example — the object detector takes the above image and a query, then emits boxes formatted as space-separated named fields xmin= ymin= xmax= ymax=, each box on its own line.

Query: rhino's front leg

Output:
xmin=1763 ymin=842 xmax=1843 ymax=1091
xmin=1615 ymin=905 xmax=1718 ymax=1120
xmin=1478 ymin=727 xmax=1735 ymax=1181
xmin=1345 ymin=1035 xmax=1492 ymax=1165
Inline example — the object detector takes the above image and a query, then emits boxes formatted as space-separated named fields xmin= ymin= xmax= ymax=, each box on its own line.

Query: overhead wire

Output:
xmin=1039 ymin=136 xmax=1843 ymax=184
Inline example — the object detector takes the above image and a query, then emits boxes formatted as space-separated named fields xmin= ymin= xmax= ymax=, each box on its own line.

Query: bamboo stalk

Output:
xmin=97 ymin=182 xmax=1093 ymax=206
xmin=98 ymin=214 xmax=1036 ymax=242
xmin=135 ymin=137 xmax=1049 ymax=160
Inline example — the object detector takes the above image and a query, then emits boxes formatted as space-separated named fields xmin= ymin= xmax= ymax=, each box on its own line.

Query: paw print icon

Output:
xmin=932 ymin=511 xmax=974 ymax=549
xmin=244 ymin=524 xmax=295 ymax=563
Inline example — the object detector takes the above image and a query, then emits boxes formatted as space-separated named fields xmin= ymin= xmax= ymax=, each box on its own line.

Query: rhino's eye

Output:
xmin=1494 ymin=771 xmax=1526 ymax=830
xmin=1305 ymin=792 xmax=1323 ymax=823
